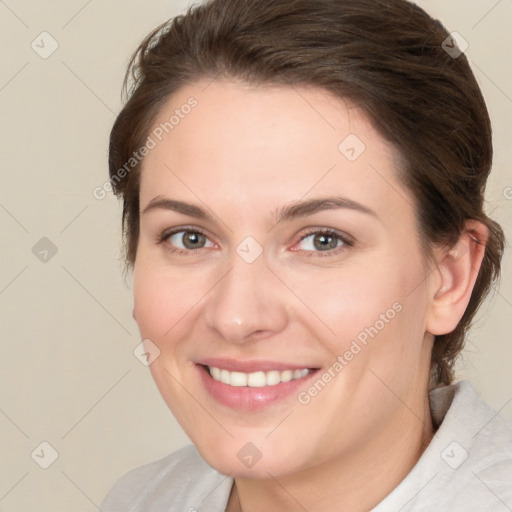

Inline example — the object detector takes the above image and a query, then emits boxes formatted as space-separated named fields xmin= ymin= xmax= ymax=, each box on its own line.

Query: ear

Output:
xmin=425 ymin=220 xmax=489 ymax=336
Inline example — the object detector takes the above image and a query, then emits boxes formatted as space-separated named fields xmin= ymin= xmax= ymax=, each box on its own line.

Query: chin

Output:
xmin=193 ymin=436 xmax=305 ymax=479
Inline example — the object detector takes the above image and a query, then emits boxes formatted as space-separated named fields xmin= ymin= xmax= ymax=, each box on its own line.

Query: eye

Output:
xmin=159 ymin=228 xmax=215 ymax=254
xmin=157 ymin=227 xmax=354 ymax=257
xmin=294 ymin=229 xmax=353 ymax=256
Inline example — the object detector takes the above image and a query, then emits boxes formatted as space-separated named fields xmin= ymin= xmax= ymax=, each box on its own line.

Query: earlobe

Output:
xmin=426 ymin=220 xmax=488 ymax=336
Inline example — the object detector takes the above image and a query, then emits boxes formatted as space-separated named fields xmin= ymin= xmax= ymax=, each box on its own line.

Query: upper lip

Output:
xmin=196 ymin=357 xmax=320 ymax=373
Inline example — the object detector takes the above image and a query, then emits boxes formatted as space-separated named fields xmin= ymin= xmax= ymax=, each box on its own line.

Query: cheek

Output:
xmin=133 ymin=260 xmax=207 ymax=337
xmin=132 ymin=264 xmax=203 ymax=422
xmin=288 ymin=263 xmax=406 ymax=347
xmin=289 ymin=255 xmax=428 ymax=374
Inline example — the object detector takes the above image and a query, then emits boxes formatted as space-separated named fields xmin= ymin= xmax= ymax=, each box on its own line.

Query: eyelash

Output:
xmin=294 ymin=228 xmax=354 ymax=257
xmin=157 ymin=226 xmax=354 ymax=258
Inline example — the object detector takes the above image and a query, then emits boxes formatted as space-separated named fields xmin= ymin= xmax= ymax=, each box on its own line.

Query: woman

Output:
xmin=100 ymin=0 xmax=512 ymax=510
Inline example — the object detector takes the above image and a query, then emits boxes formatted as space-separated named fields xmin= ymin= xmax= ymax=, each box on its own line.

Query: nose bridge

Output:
xmin=203 ymin=248 xmax=287 ymax=343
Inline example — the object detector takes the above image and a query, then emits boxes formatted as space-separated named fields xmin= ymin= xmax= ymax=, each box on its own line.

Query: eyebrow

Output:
xmin=141 ymin=195 xmax=378 ymax=225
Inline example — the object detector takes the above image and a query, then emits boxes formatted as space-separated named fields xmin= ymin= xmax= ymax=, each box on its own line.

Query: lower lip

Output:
xmin=197 ymin=364 xmax=319 ymax=411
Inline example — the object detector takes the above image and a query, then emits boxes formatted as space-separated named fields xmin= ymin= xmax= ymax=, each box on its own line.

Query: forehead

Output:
xmin=138 ymin=78 xmax=411 ymax=226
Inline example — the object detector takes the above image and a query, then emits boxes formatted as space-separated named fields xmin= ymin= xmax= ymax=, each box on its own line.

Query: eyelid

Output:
xmin=158 ymin=225 xmax=354 ymax=256
xmin=296 ymin=227 xmax=354 ymax=245
xmin=158 ymin=225 xmax=216 ymax=250
xmin=290 ymin=227 xmax=354 ymax=256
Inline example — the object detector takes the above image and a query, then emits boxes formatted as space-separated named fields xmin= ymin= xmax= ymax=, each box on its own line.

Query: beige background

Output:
xmin=0 ymin=0 xmax=510 ymax=510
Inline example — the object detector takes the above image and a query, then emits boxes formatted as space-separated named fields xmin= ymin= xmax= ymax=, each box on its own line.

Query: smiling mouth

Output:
xmin=201 ymin=364 xmax=318 ymax=387
xmin=196 ymin=362 xmax=321 ymax=410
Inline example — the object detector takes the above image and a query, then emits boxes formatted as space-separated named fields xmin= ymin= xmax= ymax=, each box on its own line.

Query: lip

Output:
xmin=195 ymin=360 xmax=320 ymax=411
xmin=196 ymin=357 xmax=319 ymax=373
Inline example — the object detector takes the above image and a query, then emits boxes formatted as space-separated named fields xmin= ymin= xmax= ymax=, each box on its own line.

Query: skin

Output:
xmin=132 ymin=78 xmax=488 ymax=511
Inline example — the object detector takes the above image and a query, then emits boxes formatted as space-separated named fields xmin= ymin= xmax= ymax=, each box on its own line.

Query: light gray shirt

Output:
xmin=100 ymin=380 xmax=512 ymax=511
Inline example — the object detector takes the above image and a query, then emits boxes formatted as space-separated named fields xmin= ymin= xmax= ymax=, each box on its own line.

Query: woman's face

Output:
xmin=133 ymin=78 xmax=435 ymax=477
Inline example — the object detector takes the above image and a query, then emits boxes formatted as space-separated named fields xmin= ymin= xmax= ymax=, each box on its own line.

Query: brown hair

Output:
xmin=108 ymin=0 xmax=505 ymax=388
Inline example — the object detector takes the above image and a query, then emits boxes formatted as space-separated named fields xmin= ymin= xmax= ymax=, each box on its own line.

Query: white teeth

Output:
xmin=229 ymin=371 xmax=247 ymax=387
xmin=220 ymin=369 xmax=230 ymax=385
xmin=265 ymin=370 xmax=281 ymax=386
xmin=294 ymin=369 xmax=309 ymax=379
xmin=280 ymin=370 xmax=293 ymax=383
xmin=207 ymin=366 xmax=312 ymax=387
xmin=210 ymin=367 xmax=221 ymax=381
xmin=247 ymin=371 xmax=266 ymax=387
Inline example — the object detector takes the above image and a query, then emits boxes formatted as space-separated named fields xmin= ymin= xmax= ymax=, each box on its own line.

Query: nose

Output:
xmin=203 ymin=251 xmax=289 ymax=344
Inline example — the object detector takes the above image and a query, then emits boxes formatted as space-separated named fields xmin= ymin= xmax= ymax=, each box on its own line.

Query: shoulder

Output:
xmin=426 ymin=380 xmax=512 ymax=507
xmin=440 ymin=380 xmax=512 ymax=468
xmin=99 ymin=444 xmax=233 ymax=512
xmin=373 ymin=380 xmax=512 ymax=511
xmin=445 ymin=380 xmax=512 ymax=507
